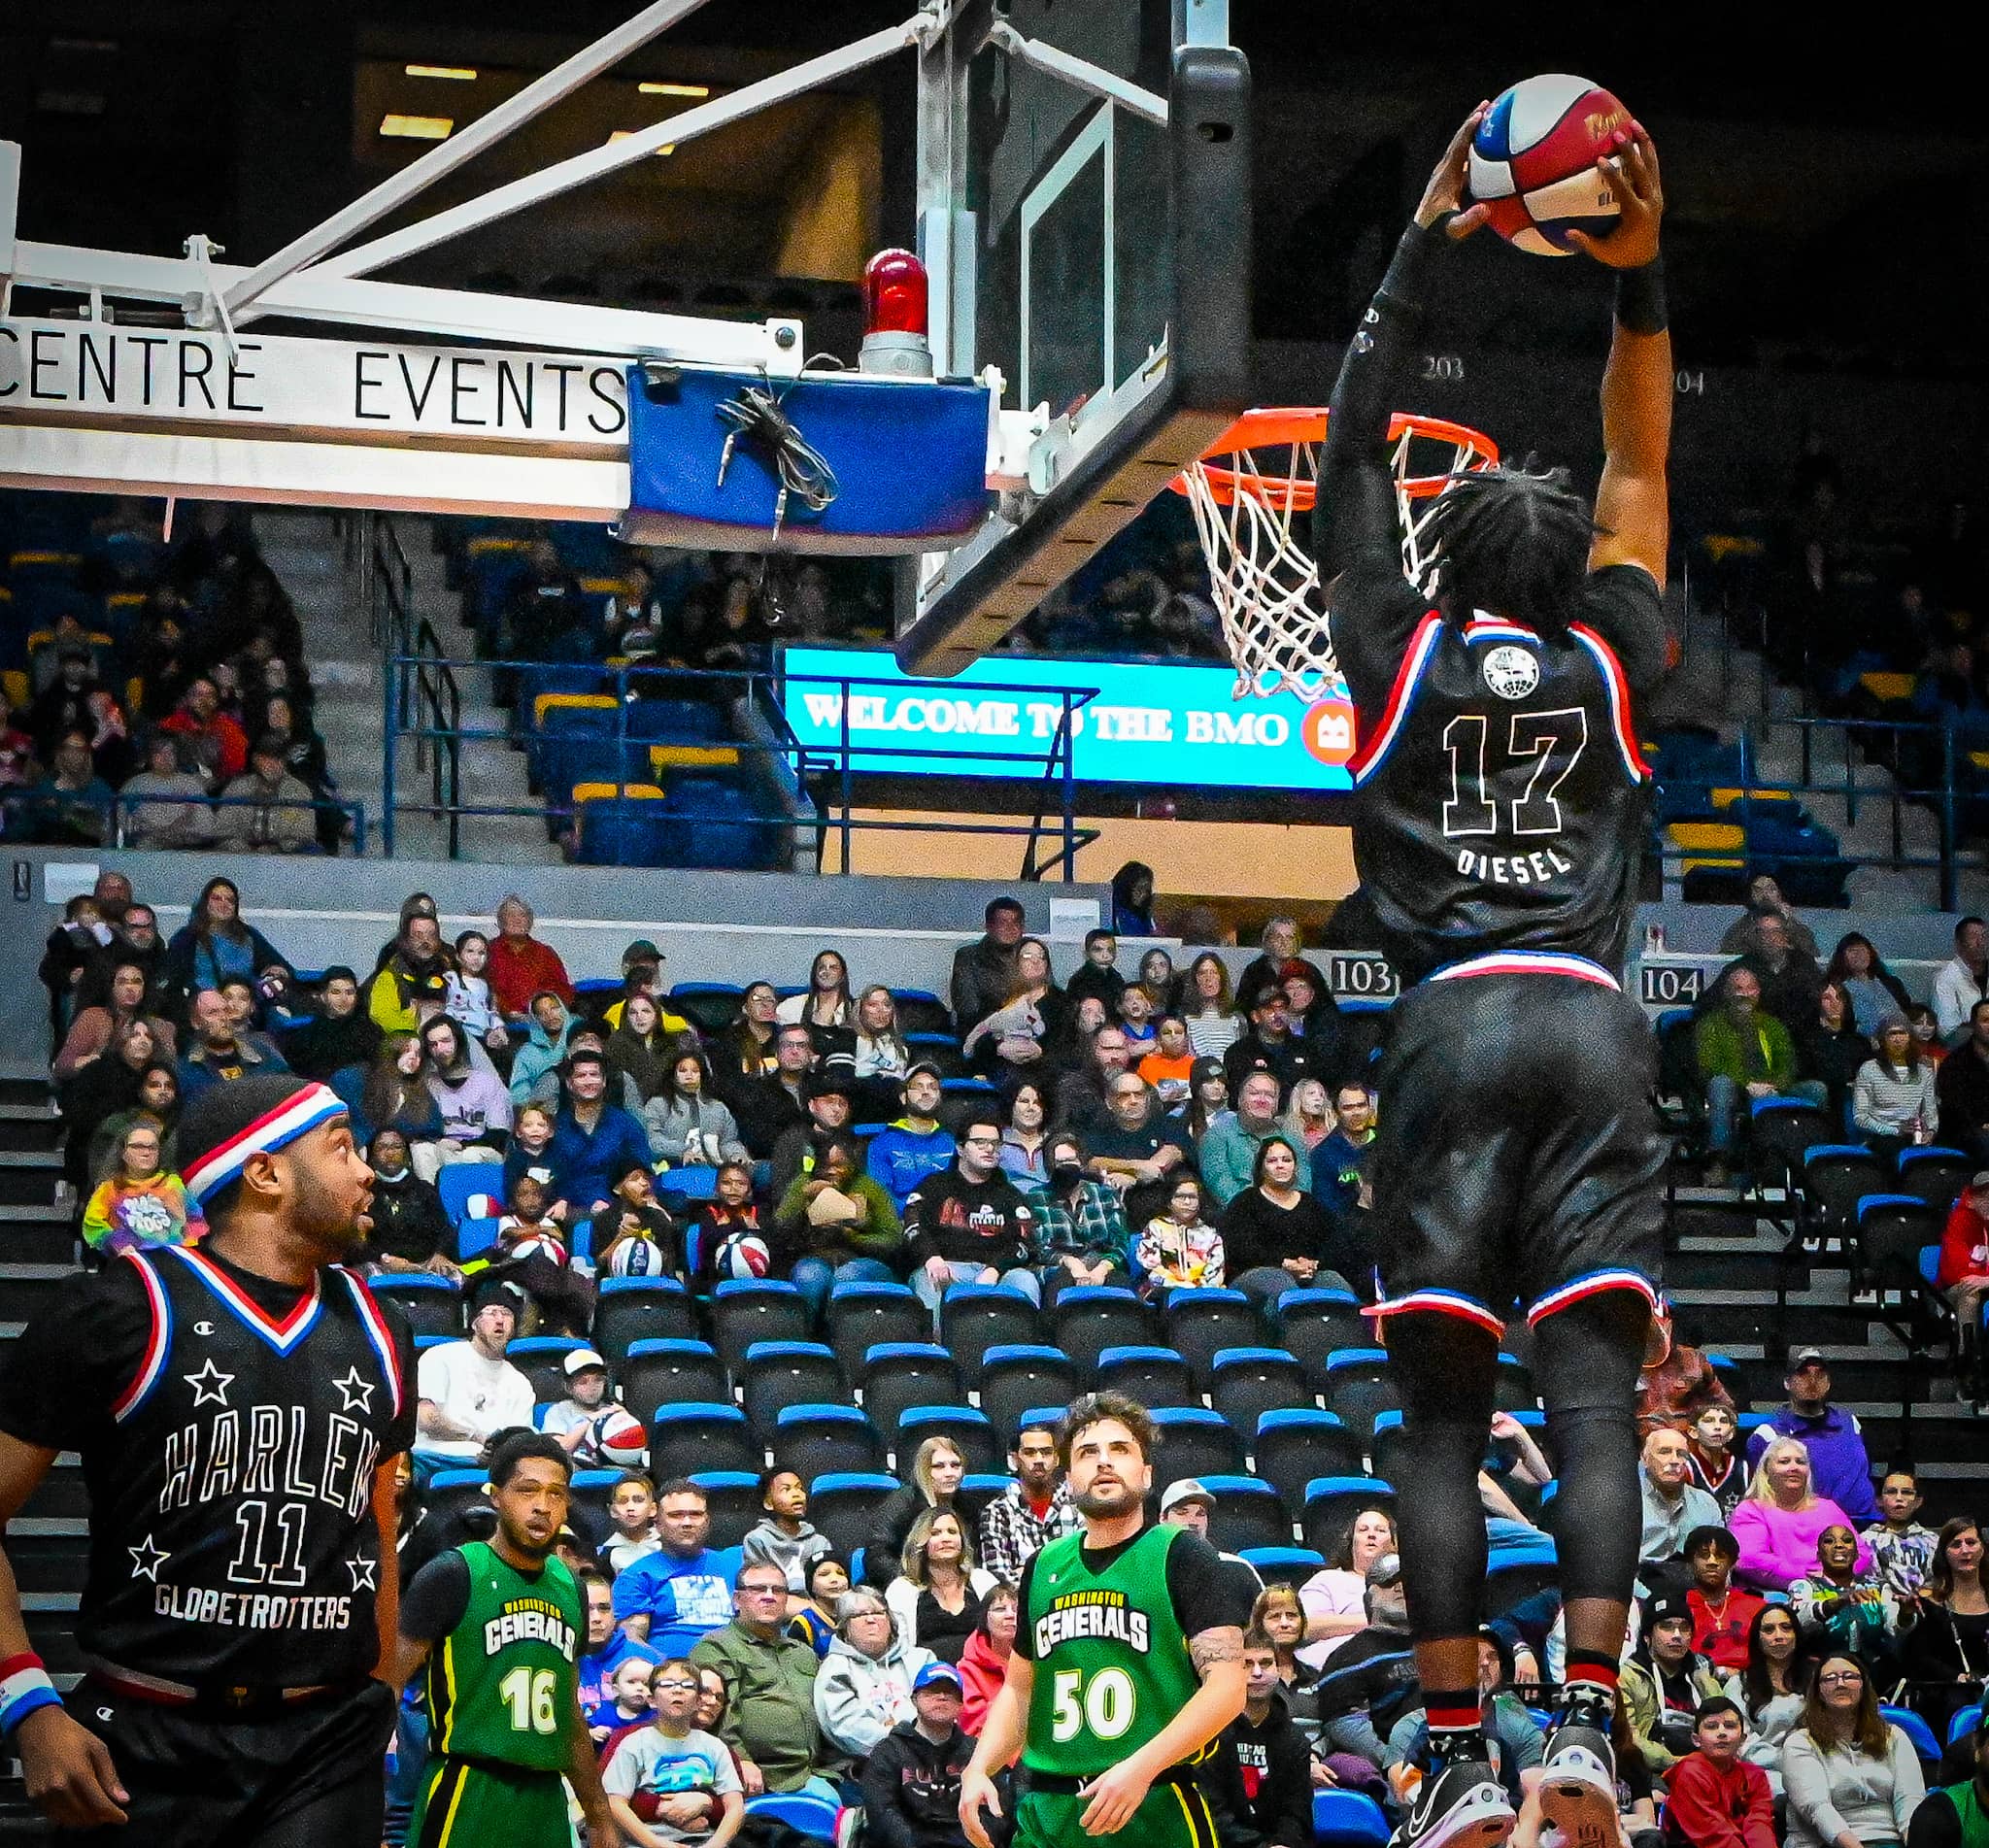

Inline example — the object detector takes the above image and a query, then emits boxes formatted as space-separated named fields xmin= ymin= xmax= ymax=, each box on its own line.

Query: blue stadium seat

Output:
xmin=773 ymin=1403 xmax=886 ymax=1478
xmin=436 ymin=1164 xmax=500 ymax=1231
xmin=1254 ymin=1410 xmax=1365 ymax=1518
xmin=690 ymin=1471 xmax=762 ymax=1550
xmin=1239 ymin=1546 xmax=1327 ymax=1588
xmin=1209 ymin=1347 xmax=1314 ymax=1433
xmin=1196 ymin=1475 xmax=1291 ymax=1554
xmin=365 ymin=1273 xmax=463 ymax=1341
xmin=1883 ymin=1705 xmax=1941 ymax=1774
xmin=1163 ymin=1289 xmax=1264 ymax=1388
xmin=806 ymin=1473 xmax=900 ymax=1558
xmin=744 ymin=1792 xmax=839 ymax=1841
xmin=1145 ymin=1407 xmax=1244 ymax=1482
xmin=1093 ymin=1345 xmax=1198 ymax=1410
xmin=894 ymin=1406 xmax=999 ymax=1475
xmin=741 ymin=1341 xmax=845 ymax=1437
xmin=710 ymin=1280 xmax=811 ymax=1369
xmin=940 ymin=1286 xmax=1044 ymax=1380
xmin=1051 ymin=1288 xmax=1158 ymax=1378
xmin=592 ymin=1277 xmax=697 ymax=1365
xmin=1949 ymin=1702 xmax=1984 ymax=1747
xmin=1274 ymin=1288 xmax=1370 ymax=1390
xmin=824 ymin=1282 xmax=927 ymax=1376
xmin=860 ymin=1344 xmax=963 ymax=1440
xmin=1321 ymin=1350 xmax=1400 ymax=1443
xmin=975 ymin=1346 xmax=1080 ymax=1446
xmin=620 ymin=1339 xmax=728 ymax=1426
xmin=1897 ymin=1147 xmax=1975 ymax=1214
xmin=647 ymin=1402 xmax=758 ymax=1478
xmin=1313 ymin=1790 xmax=1391 ymax=1848
xmin=1303 ymin=1477 xmax=1397 ymax=1556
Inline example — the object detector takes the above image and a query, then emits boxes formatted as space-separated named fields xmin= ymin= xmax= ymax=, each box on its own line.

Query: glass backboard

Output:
xmin=896 ymin=0 xmax=1252 ymax=677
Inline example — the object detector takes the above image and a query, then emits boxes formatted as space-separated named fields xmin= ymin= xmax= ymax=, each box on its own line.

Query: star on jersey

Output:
xmin=128 ymin=1534 xmax=169 ymax=1582
xmin=333 ymin=1367 xmax=376 ymax=1415
xmin=348 ymin=1556 xmax=378 ymax=1593
xmin=182 ymin=1357 xmax=235 ymax=1407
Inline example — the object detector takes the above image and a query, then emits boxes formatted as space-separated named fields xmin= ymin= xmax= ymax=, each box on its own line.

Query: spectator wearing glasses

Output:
xmin=1781 ymin=1655 xmax=1924 ymax=1848
xmin=1198 ymin=1069 xmax=1298 ymax=1207
xmin=903 ymin=1111 xmax=1042 ymax=1322
xmin=600 ymin=1657 xmax=744 ymax=1848
xmin=813 ymin=1586 xmax=937 ymax=1764
xmin=690 ymin=1561 xmax=837 ymax=1800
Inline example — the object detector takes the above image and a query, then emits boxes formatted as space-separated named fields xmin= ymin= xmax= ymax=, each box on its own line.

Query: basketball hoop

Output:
xmin=1170 ymin=408 xmax=1500 ymax=701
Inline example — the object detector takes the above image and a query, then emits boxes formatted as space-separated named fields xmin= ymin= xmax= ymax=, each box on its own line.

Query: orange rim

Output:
xmin=1170 ymin=407 xmax=1500 ymax=512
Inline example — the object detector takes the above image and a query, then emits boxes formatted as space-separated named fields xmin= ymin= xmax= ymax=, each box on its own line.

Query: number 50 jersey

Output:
xmin=1336 ymin=561 xmax=1668 ymax=984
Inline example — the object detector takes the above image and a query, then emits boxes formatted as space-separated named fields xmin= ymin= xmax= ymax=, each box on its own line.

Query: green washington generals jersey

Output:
xmin=422 ymin=1541 xmax=582 ymax=1772
xmin=1021 ymin=1523 xmax=1204 ymax=1780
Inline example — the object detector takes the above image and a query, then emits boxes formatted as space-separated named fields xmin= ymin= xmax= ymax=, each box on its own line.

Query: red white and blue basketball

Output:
xmin=1468 ymin=75 xmax=1633 ymax=256
xmin=715 ymin=1231 xmax=772 ymax=1280
xmin=508 ymin=1230 xmax=568 ymax=1268
xmin=584 ymin=1405 xmax=648 ymax=1465
xmin=605 ymin=1233 xmax=665 ymax=1279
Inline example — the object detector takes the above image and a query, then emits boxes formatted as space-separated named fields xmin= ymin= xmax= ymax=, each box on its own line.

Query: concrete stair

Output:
xmin=251 ymin=510 xmax=561 ymax=866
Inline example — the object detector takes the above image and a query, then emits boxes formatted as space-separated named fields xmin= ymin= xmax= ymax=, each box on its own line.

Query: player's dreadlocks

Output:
xmin=1424 ymin=456 xmax=1600 ymax=634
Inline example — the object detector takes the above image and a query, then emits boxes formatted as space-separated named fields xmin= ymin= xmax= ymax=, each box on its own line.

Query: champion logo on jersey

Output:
xmin=1482 ymin=645 xmax=1540 ymax=699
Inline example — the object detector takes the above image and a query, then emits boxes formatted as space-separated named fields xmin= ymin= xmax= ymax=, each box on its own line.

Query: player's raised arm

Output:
xmin=1570 ymin=131 xmax=1670 ymax=587
xmin=1313 ymin=106 xmax=1490 ymax=588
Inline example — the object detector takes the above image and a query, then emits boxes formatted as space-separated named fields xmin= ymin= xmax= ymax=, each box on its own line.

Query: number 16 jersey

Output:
xmin=1333 ymin=559 xmax=1668 ymax=984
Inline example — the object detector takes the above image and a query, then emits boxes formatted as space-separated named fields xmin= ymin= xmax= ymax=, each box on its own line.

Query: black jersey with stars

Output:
xmin=0 ymin=1245 xmax=415 ymax=1688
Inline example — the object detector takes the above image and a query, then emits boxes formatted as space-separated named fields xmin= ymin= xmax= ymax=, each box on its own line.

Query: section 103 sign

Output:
xmin=781 ymin=647 xmax=1358 ymax=792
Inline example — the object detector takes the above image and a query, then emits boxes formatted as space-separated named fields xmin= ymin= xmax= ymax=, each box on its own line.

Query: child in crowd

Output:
xmin=601 ymin=1657 xmax=744 ymax=1846
xmin=1688 ymin=1401 xmax=1749 ymax=1519
xmin=82 ymin=1118 xmax=205 ymax=1255
xmin=1133 ymin=1175 xmax=1224 ymax=1298
xmin=1116 ymin=981 xmax=1158 ymax=1053
xmin=1790 ymin=1523 xmax=1903 ymax=1666
xmin=606 ymin=1473 xmax=662 ymax=1576
xmin=1862 ymin=1465 xmax=1937 ymax=1597
xmin=1682 ymin=1526 xmax=1765 ymax=1673
xmin=1660 ymin=1697 xmax=1775 ymax=1848
xmin=445 ymin=929 xmax=509 ymax=1054
xmin=689 ymin=1162 xmax=762 ymax=1290
xmin=541 ymin=1349 xmax=646 ymax=1469
xmin=787 ymin=1553 xmax=851 ymax=1660
xmin=588 ymin=1656 xmax=657 ymax=1748
xmin=491 ymin=1170 xmax=593 ymax=1333
xmin=594 ymin=1161 xmax=684 ymax=1281
xmin=1136 ymin=1016 xmax=1196 ymax=1104
xmin=740 ymin=1468 xmax=833 ymax=1600
xmin=501 ymin=1102 xmax=560 ymax=1204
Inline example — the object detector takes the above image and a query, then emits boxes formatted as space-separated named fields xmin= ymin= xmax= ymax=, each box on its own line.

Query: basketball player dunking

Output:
xmin=960 ymin=1393 xmax=1249 ymax=1848
xmin=0 ymin=1074 xmax=416 ymax=1845
xmin=1315 ymin=112 xmax=1671 ymax=1848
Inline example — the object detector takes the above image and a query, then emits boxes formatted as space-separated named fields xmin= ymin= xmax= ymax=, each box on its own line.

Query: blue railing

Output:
xmin=380 ymin=654 xmax=1100 ymax=877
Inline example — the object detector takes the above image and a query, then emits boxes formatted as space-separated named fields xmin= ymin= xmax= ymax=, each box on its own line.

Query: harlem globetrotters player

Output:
xmin=961 ymin=1394 xmax=1249 ymax=1848
xmin=1313 ymin=110 xmax=1673 ymax=1848
xmin=0 ymin=1075 xmax=416 ymax=1845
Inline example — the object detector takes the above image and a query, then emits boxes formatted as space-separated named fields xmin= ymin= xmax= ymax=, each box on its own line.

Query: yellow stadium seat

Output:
xmin=126 ymin=678 xmax=145 ymax=713
xmin=533 ymin=691 xmax=619 ymax=728
xmin=1708 ymin=788 xmax=1795 ymax=810
xmin=650 ymin=745 xmax=741 ymax=772
xmin=465 ymin=535 xmax=531 ymax=557
xmin=1972 ymin=752 xmax=1989 ymax=774
xmin=1860 ymin=672 xmax=1916 ymax=705
xmin=1702 ymin=534 xmax=1764 ymax=564
xmin=581 ymin=576 xmax=632 ymax=596
xmin=1665 ymin=822 xmax=1745 ymax=854
xmin=572 ymin=782 xmax=666 ymax=804
xmin=8 ymin=550 xmax=82 ymax=570
xmin=2 ymin=670 xmax=27 ymax=710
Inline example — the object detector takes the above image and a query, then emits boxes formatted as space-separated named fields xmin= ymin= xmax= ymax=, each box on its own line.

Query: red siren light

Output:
xmin=862 ymin=247 xmax=928 ymax=338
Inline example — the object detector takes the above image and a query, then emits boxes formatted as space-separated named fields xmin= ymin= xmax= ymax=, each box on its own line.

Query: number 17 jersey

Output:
xmin=1334 ymin=560 xmax=1668 ymax=984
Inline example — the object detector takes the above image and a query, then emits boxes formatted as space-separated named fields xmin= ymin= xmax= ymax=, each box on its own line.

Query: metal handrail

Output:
xmin=381 ymin=652 xmax=1099 ymax=875
xmin=373 ymin=518 xmax=462 ymax=857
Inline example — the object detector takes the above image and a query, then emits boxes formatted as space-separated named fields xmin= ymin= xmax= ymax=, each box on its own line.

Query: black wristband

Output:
xmin=1374 ymin=219 xmax=1444 ymax=319
xmin=1614 ymin=255 xmax=1667 ymax=335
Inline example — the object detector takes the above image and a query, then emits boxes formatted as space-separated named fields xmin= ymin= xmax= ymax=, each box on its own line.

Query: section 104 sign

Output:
xmin=781 ymin=647 xmax=1358 ymax=792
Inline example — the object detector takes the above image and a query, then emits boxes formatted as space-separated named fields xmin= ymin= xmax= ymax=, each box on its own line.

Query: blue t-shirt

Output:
xmin=866 ymin=1123 xmax=958 ymax=1211
xmin=612 ymin=1545 xmax=740 ymax=1655
xmin=580 ymin=1630 xmax=662 ymax=1710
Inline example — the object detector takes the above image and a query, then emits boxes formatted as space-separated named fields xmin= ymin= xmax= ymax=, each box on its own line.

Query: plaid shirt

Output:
xmin=977 ymin=1478 xmax=1083 ymax=1587
xmin=1025 ymin=1181 xmax=1129 ymax=1267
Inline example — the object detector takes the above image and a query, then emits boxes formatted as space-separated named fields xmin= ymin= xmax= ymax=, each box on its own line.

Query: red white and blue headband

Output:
xmin=183 ymin=1082 xmax=349 ymax=1206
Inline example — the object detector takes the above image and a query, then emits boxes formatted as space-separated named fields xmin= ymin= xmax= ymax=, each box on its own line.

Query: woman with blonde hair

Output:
xmin=1731 ymin=1437 xmax=1871 ymax=1593
xmin=885 ymin=1507 xmax=997 ymax=1663
xmin=1780 ymin=1652 xmax=1923 ymax=1848
xmin=1279 ymin=1078 xmax=1336 ymax=1155
xmin=862 ymin=1434 xmax=971 ymax=1591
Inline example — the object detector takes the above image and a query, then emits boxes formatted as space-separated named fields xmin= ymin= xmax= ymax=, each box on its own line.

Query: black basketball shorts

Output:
xmin=62 ymin=1674 xmax=396 ymax=1848
xmin=1365 ymin=949 xmax=1666 ymax=1338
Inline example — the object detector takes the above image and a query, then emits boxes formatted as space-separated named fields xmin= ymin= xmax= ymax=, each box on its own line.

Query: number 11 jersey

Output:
xmin=1334 ymin=559 xmax=1668 ymax=984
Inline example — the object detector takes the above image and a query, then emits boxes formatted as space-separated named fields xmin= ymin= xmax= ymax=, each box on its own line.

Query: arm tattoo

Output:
xmin=1190 ymin=1626 xmax=1245 ymax=1678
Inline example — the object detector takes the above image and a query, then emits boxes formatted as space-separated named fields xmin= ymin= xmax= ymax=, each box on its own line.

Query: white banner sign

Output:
xmin=0 ymin=316 xmax=628 ymax=450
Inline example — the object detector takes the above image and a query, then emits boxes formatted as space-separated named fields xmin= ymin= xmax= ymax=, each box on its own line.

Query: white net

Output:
xmin=1176 ymin=412 xmax=1498 ymax=702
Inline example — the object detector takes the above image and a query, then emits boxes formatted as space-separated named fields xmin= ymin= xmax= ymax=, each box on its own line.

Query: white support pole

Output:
xmin=222 ymin=0 xmax=716 ymax=322
xmin=985 ymin=21 xmax=1168 ymax=125
xmin=306 ymin=18 xmax=927 ymax=286
xmin=0 ymin=141 xmax=19 ymax=286
xmin=12 ymin=238 xmax=797 ymax=368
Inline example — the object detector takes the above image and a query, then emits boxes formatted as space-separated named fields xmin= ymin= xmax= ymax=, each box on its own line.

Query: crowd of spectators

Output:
xmin=40 ymin=855 xmax=1989 ymax=1848
xmin=0 ymin=499 xmax=347 ymax=851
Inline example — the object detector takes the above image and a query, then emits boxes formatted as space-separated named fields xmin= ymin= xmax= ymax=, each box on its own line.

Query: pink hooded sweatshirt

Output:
xmin=1730 ymin=1495 xmax=1871 ymax=1592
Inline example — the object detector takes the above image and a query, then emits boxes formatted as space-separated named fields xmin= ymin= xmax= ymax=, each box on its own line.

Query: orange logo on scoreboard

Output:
xmin=1300 ymin=700 xmax=1357 ymax=766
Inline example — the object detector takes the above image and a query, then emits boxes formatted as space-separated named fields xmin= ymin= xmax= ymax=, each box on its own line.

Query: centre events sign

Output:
xmin=781 ymin=648 xmax=1358 ymax=791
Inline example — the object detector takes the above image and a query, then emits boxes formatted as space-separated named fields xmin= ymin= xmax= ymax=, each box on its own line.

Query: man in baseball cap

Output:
xmin=1744 ymin=1347 xmax=1879 ymax=1527
xmin=1160 ymin=1480 xmax=1264 ymax=1597
xmin=866 ymin=1061 xmax=957 ymax=1215
xmin=867 ymin=1660 xmax=979 ymax=1846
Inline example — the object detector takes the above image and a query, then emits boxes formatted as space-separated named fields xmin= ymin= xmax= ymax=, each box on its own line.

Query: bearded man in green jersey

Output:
xmin=395 ymin=1433 xmax=618 ymax=1848
xmin=961 ymin=1393 xmax=1248 ymax=1847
